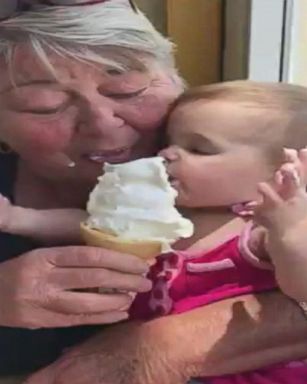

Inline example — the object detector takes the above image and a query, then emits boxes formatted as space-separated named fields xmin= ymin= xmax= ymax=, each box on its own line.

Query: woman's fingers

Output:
xmin=48 ymin=246 xmax=149 ymax=274
xmin=49 ymin=267 xmax=152 ymax=292
xmin=49 ymin=291 xmax=132 ymax=315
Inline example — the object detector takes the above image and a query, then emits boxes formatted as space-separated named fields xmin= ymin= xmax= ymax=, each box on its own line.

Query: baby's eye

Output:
xmin=190 ymin=148 xmax=214 ymax=155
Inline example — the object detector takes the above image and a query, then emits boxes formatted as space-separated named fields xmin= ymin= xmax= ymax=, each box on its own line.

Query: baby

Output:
xmin=1 ymin=81 xmax=307 ymax=383
xmin=130 ymin=81 xmax=307 ymax=383
xmin=159 ymin=81 xmax=307 ymax=306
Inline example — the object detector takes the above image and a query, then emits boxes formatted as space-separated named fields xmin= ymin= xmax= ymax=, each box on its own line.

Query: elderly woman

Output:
xmin=0 ymin=1 xmax=306 ymax=384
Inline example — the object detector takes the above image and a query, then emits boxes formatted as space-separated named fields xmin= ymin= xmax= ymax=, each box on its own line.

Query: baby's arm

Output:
xmin=253 ymin=148 xmax=307 ymax=302
xmin=0 ymin=195 xmax=87 ymax=245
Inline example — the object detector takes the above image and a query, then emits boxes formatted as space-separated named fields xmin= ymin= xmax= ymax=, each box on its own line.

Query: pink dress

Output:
xmin=131 ymin=236 xmax=307 ymax=383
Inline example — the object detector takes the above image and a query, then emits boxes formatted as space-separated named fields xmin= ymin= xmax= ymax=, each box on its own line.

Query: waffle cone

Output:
xmin=80 ymin=223 xmax=163 ymax=261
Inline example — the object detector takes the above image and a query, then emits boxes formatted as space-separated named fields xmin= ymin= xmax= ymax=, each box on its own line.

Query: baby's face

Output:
xmin=160 ymin=100 xmax=275 ymax=208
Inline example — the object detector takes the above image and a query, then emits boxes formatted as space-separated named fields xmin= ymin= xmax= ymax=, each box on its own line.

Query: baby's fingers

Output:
xmin=283 ymin=148 xmax=306 ymax=190
xmin=258 ymin=182 xmax=282 ymax=207
xmin=279 ymin=163 xmax=301 ymax=200
xmin=254 ymin=182 xmax=282 ymax=228
xmin=284 ymin=148 xmax=299 ymax=164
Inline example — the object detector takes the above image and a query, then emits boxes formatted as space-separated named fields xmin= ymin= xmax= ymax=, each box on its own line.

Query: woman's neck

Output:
xmin=175 ymin=207 xmax=245 ymax=251
xmin=14 ymin=161 xmax=91 ymax=209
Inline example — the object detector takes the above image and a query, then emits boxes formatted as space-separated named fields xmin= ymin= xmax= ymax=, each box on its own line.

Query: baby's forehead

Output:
xmin=167 ymin=98 xmax=283 ymax=143
xmin=168 ymin=99 xmax=257 ymax=130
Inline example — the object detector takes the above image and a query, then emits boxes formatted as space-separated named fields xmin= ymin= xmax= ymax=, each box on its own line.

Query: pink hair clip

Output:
xmin=0 ymin=0 xmax=137 ymax=21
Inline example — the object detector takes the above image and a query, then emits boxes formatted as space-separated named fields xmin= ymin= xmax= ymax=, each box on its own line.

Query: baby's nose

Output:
xmin=159 ymin=146 xmax=180 ymax=162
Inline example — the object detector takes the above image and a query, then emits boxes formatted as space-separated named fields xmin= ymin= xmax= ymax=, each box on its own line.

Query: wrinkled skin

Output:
xmin=0 ymin=246 xmax=151 ymax=329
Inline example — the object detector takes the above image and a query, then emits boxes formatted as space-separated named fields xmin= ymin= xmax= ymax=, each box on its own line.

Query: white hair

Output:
xmin=0 ymin=0 xmax=178 ymax=77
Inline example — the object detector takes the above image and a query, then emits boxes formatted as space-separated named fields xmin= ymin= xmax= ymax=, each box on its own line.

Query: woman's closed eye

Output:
xmin=100 ymin=87 xmax=148 ymax=100
xmin=9 ymin=89 xmax=73 ymax=115
xmin=20 ymin=101 xmax=71 ymax=115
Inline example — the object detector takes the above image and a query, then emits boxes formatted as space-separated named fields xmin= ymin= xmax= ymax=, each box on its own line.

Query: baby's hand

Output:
xmin=255 ymin=148 xmax=307 ymax=233
xmin=254 ymin=148 xmax=307 ymax=301
xmin=0 ymin=194 xmax=14 ymax=232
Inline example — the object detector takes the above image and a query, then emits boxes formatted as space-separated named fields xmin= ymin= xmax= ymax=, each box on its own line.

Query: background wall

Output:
xmin=135 ymin=0 xmax=223 ymax=86
xmin=135 ymin=0 xmax=167 ymax=34
xmin=284 ymin=0 xmax=307 ymax=86
xmin=135 ymin=0 xmax=307 ymax=87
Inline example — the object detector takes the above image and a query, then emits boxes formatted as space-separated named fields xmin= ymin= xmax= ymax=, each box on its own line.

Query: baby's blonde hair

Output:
xmin=172 ymin=80 xmax=307 ymax=165
xmin=174 ymin=80 xmax=307 ymax=112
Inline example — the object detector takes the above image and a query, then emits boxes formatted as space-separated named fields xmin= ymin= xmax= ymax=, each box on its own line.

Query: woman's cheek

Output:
xmin=124 ymin=94 xmax=171 ymax=131
xmin=6 ymin=110 xmax=77 ymax=154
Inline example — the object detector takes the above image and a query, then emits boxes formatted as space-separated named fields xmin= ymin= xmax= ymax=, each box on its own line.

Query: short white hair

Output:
xmin=0 ymin=0 xmax=177 ymax=76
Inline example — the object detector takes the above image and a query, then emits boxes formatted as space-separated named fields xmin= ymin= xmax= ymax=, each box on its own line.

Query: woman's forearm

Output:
xmin=52 ymin=291 xmax=307 ymax=384
xmin=145 ymin=291 xmax=307 ymax=378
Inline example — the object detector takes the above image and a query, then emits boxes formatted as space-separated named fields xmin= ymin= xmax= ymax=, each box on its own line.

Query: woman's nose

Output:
xmin=159 ymin=146 xmax=180 ymax=162
xmin=78 ymin=101 xmax=124 ymax=137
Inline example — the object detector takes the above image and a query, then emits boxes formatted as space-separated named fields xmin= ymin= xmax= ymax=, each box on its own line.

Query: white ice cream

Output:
xmin=86 ymin=157 xmax=194 ymax=246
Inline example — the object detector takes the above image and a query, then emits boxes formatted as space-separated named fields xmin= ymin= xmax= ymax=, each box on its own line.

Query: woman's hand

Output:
xmin=0 ymin=246 xmax=151 ymax=329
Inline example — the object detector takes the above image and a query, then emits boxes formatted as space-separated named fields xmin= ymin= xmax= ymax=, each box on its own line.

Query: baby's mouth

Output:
xmin=167 ymin=172 xmax=180 ymax=189
xmin=82 ymin=147 xmax=132 ymax=164
xmin=170 ymin=177 xmax=180 ymax=189
xmin=163 ymin=160 xmax=180 ymax=189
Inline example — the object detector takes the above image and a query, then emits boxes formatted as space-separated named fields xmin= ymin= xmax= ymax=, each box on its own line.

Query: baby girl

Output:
xmin=131 ymin=81 xmax=307 ymax=383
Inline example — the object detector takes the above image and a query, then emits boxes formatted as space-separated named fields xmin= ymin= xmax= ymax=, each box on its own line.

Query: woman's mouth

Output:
xmin=82 ymin=147 xmax=132 ymax=164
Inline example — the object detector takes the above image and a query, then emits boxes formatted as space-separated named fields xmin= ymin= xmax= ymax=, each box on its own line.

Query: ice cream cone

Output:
xmin=80 ymin=222 xmax=163 ymax=262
